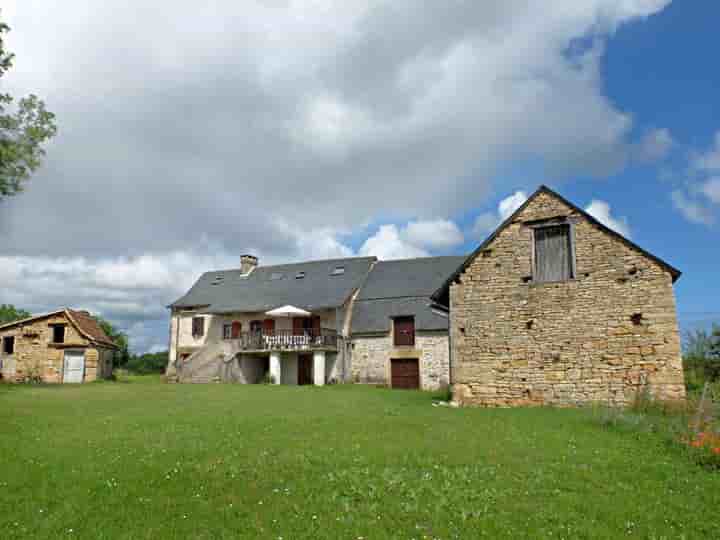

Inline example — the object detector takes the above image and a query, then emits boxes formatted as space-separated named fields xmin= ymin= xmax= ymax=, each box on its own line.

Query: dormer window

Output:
xmin=330 ymin=266 xmax=345 ymax=276
xmin=533 ymin=223 xmax=575 ymax=283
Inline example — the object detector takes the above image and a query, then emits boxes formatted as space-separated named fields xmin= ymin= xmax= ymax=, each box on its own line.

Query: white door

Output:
xmin=63 ymin=350 xmax=85 ymax=383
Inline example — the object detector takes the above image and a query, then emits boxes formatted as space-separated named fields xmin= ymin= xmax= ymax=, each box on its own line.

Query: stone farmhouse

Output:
xmin=433 ymin=185 xmax=686 ymax=406
xmin=0 ymin=309 xmax=117 ymax=383
xmin=167 ymin=185 xmax=685 ymax=406
xmin=167 ymin=255 xmax=460 ymax=389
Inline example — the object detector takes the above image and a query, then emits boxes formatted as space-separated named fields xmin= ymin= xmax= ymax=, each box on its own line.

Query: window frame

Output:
xmin=222 ymin=324 xmax=232 ymax=340
xmin=3 ymin=335 xmax=15 ymax=355
xmin=529 ymin=219 xmax=576 ymax=284
xmin=191 ymin=316 xmax=205 ymax=338
xmin=51 ymin=324 xmax=66 ymax=344
xmin=393 ymin=316 xmax=416 ymax=347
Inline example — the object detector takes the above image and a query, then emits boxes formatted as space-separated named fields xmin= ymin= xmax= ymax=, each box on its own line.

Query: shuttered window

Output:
xmin=192 ymin=317 xmax=205 ymax=337
xmin=394 ymin=317 xmax=415 ymax=347
xmin=534 ymin=225 xmax=573 ymax=282
xmin=2 ymin=336 xmax=14 ymax=355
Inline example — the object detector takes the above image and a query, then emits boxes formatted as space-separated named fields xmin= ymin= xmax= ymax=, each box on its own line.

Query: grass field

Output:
xmin=1 ymin=378 xmax=719 ymax=539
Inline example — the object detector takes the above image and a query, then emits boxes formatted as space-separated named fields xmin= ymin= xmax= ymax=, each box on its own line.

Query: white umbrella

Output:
xmin=265 ymin=305 xmax=312 ymax=317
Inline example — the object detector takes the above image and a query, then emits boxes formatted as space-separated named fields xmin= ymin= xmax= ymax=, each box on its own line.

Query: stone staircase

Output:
xmin=176 ymin=341 xmax=244 ymax=383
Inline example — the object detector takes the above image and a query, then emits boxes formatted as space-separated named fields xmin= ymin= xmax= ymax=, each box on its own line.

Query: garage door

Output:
xmin=63 ymin=350 xmax=85 ymax=383
xmin=391 ymin=358 xmax=419 ymax=389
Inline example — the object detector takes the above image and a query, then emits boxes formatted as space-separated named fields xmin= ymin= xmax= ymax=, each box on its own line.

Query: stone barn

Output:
xmin=0 ymin=309 xmax=117 ymax=383
xmin=433 ymin=185 xmax=686 ymax=407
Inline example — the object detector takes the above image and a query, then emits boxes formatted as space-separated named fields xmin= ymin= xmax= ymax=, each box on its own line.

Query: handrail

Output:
xmin=229 ymin=328 xmax=338 ymax=351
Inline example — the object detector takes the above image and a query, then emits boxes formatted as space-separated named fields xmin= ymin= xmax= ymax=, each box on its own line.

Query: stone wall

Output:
xmin=351 ymin=332 xmax=450 ymax=390
xmin=0 ymin=313 xmax=113 ymax=383
xmin=449 ymin=190 xmax=686 ymax=407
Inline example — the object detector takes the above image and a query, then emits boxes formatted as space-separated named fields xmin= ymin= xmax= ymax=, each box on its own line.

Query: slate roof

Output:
xmin=351 ymin=256 xmax=465 ymax=334
xmin=171 ymin=257 xmax=377 ymax=313
xmin=357 ymin=256 xmax=466 ymax=300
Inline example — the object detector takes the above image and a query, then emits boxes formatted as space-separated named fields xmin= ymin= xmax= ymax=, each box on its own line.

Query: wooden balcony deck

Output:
xmin=229 ymin=329 xmax=339 ymax=352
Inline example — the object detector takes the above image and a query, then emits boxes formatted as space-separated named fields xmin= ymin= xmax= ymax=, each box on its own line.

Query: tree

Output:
xmin=0 ymin=11 xmax=57 ymax=200
xmin=0 ymin=303 xmax=30 ymax=324
xmin=710 ymin=325 xmax=720 ymax=360
xmin=93 ymin=315 xmax=131 ymax=367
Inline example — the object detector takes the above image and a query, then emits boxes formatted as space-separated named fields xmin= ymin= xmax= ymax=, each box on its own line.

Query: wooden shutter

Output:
xmin=534 ymin=225 xmax=572 ymax=282
xmin=312 ymin=316 xmax=321 ymax=336
xmin=231 ymin=321 xmax=241 ymax=339
xmin=263 ymin=319 xmax=275 ymax=334
xmin=394 ymin=317 xmax=415 ymax=347
xmin=292 ymin=317 xmax=304 ymax=336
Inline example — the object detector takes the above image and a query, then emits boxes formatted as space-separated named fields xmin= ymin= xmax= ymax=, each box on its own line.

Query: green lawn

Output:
xmin=1 ymin=379 xmax=718 ymax=539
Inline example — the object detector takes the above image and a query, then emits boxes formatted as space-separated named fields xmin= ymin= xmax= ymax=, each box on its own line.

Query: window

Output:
xmin=270 ymin=272 xmax=283 ymax=281
xmin=52 ymin=324 xmax=66 ymax=344
xmin=330 ymin=266 xmax=345 ymax=276
xmin=192 ymin=317 xmax=205 ymax=338
xmin=2 ymin=336 xmax=15 ymax=355
xmin=250 ymin=320 xmax=263 ymax=333
xmin=533 ymin=224 xmax=574 ymax=283
xmin=223 ymin=324 xmax=232 ymax=340
xmin=393 ymin=316 xmax=415 ymax=347
xmin=295 ymin=271 xmax=306 ymax=279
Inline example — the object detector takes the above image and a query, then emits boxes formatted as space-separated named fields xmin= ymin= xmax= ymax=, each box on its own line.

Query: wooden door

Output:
xmin=298 ymin=354 xmax=313 ymax=385
xmin=391 ymin=358 xmax=419 ymax=389
xmin=63 ymin=350 xmax=86 ymax=383
xmin=231 ymin=321 xmax=241 ymax=339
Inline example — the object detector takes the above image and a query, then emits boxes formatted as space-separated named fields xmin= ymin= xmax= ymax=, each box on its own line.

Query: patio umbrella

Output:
xmin=265 ymin=305 xmax=312 ymax=317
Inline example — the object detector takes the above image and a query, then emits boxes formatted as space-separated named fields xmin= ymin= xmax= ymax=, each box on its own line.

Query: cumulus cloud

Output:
xmin=0 ymin=0 xmax=672 ymax=349
xmin=358 ymin=225 xmax=430 ymax=260
xmin=403 ymin=220 xmax=464 ymax=249
xmin=472 ymin=191 xmax=529 ymax=237
xmin=584 ymin=199 xmax=631 ymax=237
xmin=701 ymin=178 xmax=720 ymax=205
xmin=671 ymin=190 xmax=715 ymax=226
xmin=635 ymin=127 xmax=673 ymax=162
xmin=693 ymin=131 xmax=720 ymax=172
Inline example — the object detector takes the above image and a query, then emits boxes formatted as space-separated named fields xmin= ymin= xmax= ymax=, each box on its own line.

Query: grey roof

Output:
xmin=351 ymin=256 xmax=465 ymax=334
xmin=171 ymin=257 xmax=376 ymax=313
xmin=357 ymin=256 xmax=466 ymax=300
xmin=351 ymin=297 xmax=450 ymax=334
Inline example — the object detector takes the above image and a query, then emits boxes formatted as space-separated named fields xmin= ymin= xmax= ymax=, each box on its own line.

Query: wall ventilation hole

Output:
xmin=460 ymin=327 xmax=466 ymax=334
xmin=526 ymin=320 xmax=534 ymax=330
xmin=521 ymin=276 xmax=532 ymax=283
xmin=628 ymin=267 xmax=638 ymax=276
xmin=482 ymin=249 xmax=493 ymax=258
xmin=630 ymin=313 xmax=643 ymax=326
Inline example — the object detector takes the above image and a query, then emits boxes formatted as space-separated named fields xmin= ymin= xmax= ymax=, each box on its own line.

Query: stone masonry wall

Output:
xmin=450 ymin=190 xmax=686 ymax=407
xmin=0 ymin=313 xmax=111 ymax=383
xmin=351 ymin=333 xmax=450 ymax=390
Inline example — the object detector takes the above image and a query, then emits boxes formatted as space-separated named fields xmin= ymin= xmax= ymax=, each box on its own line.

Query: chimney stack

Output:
xmin=240 ymin=254 xmax=258 ymax=275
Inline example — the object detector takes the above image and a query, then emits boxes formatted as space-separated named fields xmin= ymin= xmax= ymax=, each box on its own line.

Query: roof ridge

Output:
xmin=205 ymin=256 xmax=377 ymax=274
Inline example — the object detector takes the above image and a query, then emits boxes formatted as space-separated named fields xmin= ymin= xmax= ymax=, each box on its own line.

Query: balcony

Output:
xmin=230 ymin=329 xmax=339 ymax=352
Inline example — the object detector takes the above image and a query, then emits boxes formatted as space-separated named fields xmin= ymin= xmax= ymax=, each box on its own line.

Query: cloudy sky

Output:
xmin=1 ymin=1 xmax=718 ymax=352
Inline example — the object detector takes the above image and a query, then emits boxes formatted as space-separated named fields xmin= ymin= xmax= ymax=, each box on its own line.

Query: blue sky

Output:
xmin=2 ymin=1 xmax=718 ymax=351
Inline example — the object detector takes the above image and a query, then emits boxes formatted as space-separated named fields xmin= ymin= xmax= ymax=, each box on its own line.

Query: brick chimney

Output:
xmin=240 ymin=254 xmax=258 ymax=275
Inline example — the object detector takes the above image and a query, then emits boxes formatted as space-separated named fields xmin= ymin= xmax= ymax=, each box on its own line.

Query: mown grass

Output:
xmin=1 ymin=378 xmax=719 ymax=539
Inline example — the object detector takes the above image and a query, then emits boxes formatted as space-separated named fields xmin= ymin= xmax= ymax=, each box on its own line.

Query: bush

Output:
xmin=124 ymin=351 xmax=168 ymax=375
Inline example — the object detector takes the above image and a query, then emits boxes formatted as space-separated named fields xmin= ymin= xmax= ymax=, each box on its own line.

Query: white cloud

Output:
xmin=671 ymin=190 xmax=715 ymax=226
xmin=693 ymin=131 xmax=720 ymax=172
xmin=636 ymin=127 xmax=673 ymax=162
xmin=403 ymin=219 xmax=463 ymax=249
xmin=584 ymin=199 xmax=631 ymax=238
xmin=472 ymin=191 xmax=529 ymax=237
xmin=701 ymin=177 xmax=720 ymax=205
xmin=358 ymin=225 xmax=430 ymax=260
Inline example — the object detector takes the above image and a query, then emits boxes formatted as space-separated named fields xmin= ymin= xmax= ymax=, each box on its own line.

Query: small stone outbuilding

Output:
xmin=433 ymin=185 xmax=686 ymax=407
xmin=0 ymin=309 xmax=117 ymax=383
